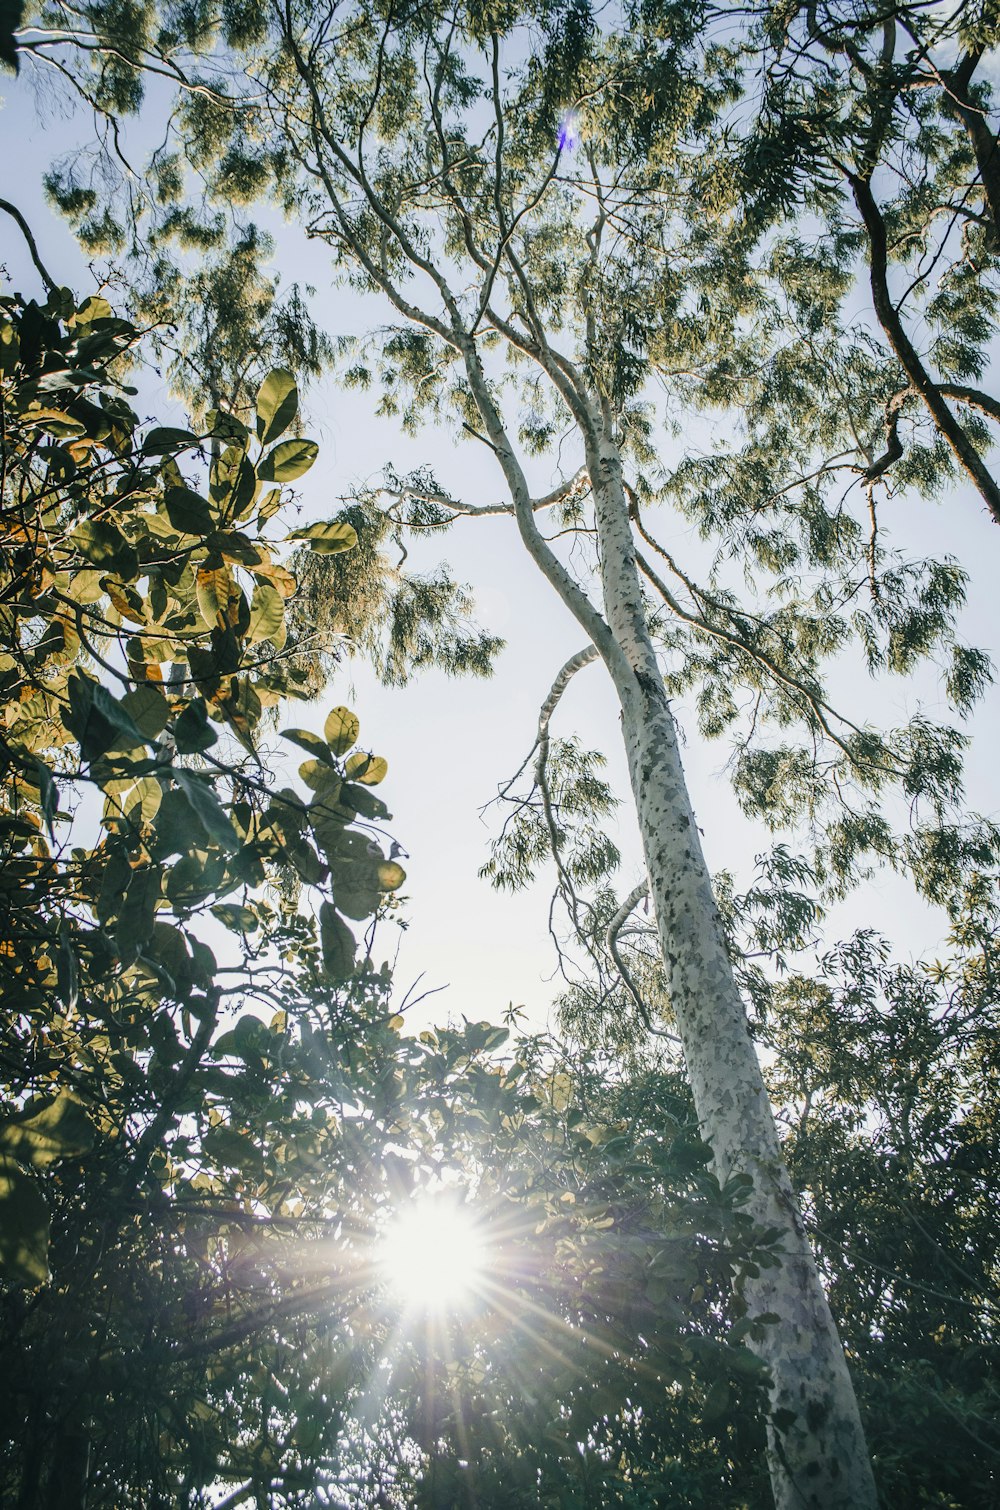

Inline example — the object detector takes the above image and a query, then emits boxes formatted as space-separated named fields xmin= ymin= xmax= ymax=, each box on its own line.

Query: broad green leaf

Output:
xmin=28 ymin=407 xmax=86 ymax=438
xmin=211 ymin=903 xmax=258 ymax=933
xmin=141 ymin=921 xmax=193 ymax=998
xmin=338 ymin=783 xmax=390 ymax=821
xmin=202 ymin=1122 xmax=259 ymax=1171
xmin=120 ymin=684 xmax=169 ymax=740
xmin=319 ymin=901 xmax=355 ymax=980
xmin=333 ymin=877 xmax=381 ymax=921
xmin=205 ymin=408 xmax=249 ymax=444
xmin=73 ymin=295 xmax=113 ymax=324
xmin=210 ymin=444 xmax=257 ymax=518
xmin=164 ymin=486 xmax=214 ymax=536
xmin=287 ymin=519 xmax=358 ymax=554
xmin=324 ymin=706 xmax=360 ymax=755
xmin=172 ymin=770 xmax=240 ymax=852
xmin=280 ymin=728 xmax=333 ymax=763
xmin=62 ymin=674 xmax=148 ymax=760
xmin=0 ymin=1158 xmax=49 ymax=1287
xmin=117 ymin=865 xmax=161 ymax=957
xmin=69 ymin=519 xmax=138 ymax=577
xmin=345 ymin=752 xmax=388 ymax=786
xmin=196 ymin=564 xmax=239 ymax=629
xmin=299 ymin=759 xmax=342 ymax=797
xmin=259 ymin=438 xmax=318 ymax=483
xmin=173 ymin=699 xmax=218 ymax=754
xmin=255 ymin=368 xmax=298 ymax=446
xmin=0 ymin=1090 xmax=95 ymax=1169
xmin=286 ymin=838 xmax=325 ymax=885
xmin=143 ymin=425 xmax=199 ymax=455
xmin=122 ymin=775 xmax=163 ymax=825
xmin=256 ymin=487 xmax=282 ymax=524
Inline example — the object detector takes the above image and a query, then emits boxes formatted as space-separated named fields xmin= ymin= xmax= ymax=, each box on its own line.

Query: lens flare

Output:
xmin=379 ymin=1195 xmax=487 ymax=1313
xmin=557 ymin=111 xmax=579 ymax=154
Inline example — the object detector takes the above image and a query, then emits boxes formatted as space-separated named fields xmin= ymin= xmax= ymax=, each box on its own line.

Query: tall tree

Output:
xmin=11 ymin=3 xmax=999 ymax=1503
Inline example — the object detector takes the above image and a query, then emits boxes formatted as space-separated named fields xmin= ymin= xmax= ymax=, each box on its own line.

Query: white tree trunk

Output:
xmin=586 ymin=431 xmax=878 ymax=1510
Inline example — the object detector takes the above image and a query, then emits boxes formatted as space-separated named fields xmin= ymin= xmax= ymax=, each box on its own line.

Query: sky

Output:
xmin=3 ymin=56 xmax=998 ymax=1035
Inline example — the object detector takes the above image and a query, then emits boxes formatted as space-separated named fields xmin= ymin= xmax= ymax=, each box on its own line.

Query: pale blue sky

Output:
xmin=4 ymin=67 xmax=997 ymax=1032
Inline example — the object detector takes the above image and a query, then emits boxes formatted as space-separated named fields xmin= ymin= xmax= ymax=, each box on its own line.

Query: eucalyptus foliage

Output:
xmin=6 ymin=0 xmax=1000 ymax=1502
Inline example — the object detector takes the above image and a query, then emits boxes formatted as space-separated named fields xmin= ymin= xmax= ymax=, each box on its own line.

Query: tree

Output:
xmin=0 ymin=247 xmax=407 ymax=1500
xmin=0 ymin=229 xmax=785 ymax=1508
xmin=9 ymin=3 xmax=999 ymax=1503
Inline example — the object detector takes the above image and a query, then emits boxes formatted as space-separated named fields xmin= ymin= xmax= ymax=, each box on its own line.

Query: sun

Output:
xmin=378 ymin=1194 xmax=488 ymax=1313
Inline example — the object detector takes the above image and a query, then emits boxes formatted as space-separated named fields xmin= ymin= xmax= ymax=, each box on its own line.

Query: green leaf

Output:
xmin=62 ymin=674 xmax=148 ymax=760
xmin=299 ymin=760 xmax=342 ymax=799
xmin=172 ymin=770 xmax=240 ymax=852
xmin=376 ymin=860 xmax=406 ymax=891
xmin=120 ymin=684 xmax=170 ymax=741
xmin=29 ymin=407 xmax=86 ymax=438
xmin=324 ymin=706 xmax=360 ymax=755
xmin=143 ymin=425 xmax=199 ymax=455
xmin=73 ymin=295 xmax=113 ymax=325
xmin=202 ymin=1122 xmax=259 ymax=1171
xmin=256 ymin=368 xmax=298 ymax=445
xmin=211 ymin=903 xmax=258 ymax=933
xmin=173 ymin=699 xmax=218 ymax=754
xmin=280 ymin=727 xmax=333 ymax=763
xmin=287 ymin=519 xmax=357 ymax=554
xmin=195 ymin=564 xmax=237 ymax=630
xmin=117 ymin=865 xmax=161 ymax=958
xmin=339 ymin=783 xmax=390 ymax=821
xmin=164 ymin=486 xmax=214 ymax=536
xmin=259 ymin=438 xmax=318 ymax=483
xmin=0 ymin=1090 xmax=95 ymax=1169
xmin=35 ymin=760 xmax=57 ymax=839
xmin=319 ymin=901 xmax=356 ymax=980
xmin=69 ymin=518 xmax=139 ymax=577
xmin=210 ymin=445 xmax=257 ymax=518
xmin=205 ymin=408 xmax=249 ymax=444
xmin=0 ymin=1157 xmax=49 ymax=1287
xmin=332 ymin=878 xmax=380 ymax=921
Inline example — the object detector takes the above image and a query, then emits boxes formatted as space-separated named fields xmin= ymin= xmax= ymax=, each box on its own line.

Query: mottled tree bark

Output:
xmin=583 ymin=427 xmax=878 ymax=1510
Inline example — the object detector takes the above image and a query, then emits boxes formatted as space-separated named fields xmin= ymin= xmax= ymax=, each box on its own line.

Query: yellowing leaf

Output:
xmin=196 ymin=565 xmax=240 ymax=630
xmin=324 ymin=706 xmax=360 ymax=755
xmin=345 ymin=752 xmax=388 ymax=785
xmin=247 ymin=581 xmax=285 ymax=646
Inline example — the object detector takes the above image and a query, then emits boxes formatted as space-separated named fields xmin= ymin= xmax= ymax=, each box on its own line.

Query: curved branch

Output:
xmin=0 ymin=198 xmax=57 ymax=292
xmin=606 ymin=881 xmax=679 ymax=1043
xmin=848 ymin=171 xmax=1000 ymax=526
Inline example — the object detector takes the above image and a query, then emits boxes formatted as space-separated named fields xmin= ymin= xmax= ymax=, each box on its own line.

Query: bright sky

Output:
xmin=3 ymin=67 xmax=998 ymax=1034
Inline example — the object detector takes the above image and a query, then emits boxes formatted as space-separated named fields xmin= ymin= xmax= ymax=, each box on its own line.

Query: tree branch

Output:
xmin=848 ymin=171 xmax=1000 ymax=526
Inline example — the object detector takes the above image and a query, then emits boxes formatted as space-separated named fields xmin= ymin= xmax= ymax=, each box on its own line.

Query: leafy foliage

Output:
xmin=0 ymin=281 xmax=406 ymax=1291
